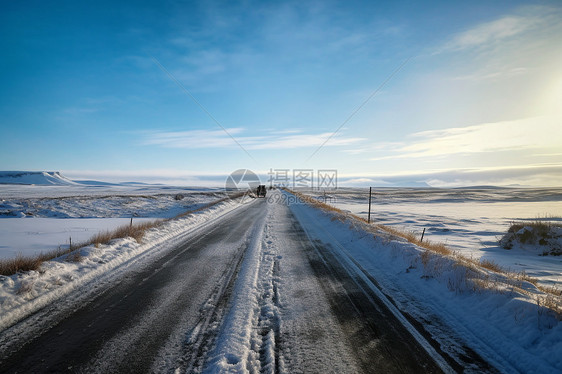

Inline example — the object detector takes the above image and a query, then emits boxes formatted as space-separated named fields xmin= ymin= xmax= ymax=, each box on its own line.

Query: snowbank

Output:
xmin=203 ymin=206 xmax=268 ymax=373
xmin=301 ymin=187 xmax=562 ymax=289
xmin=0 ymin=197 xmax=253 ymax=331
xmin=500 ymin=223 xmax=562 ymax=256
xmin=287 ymin=191 xmax=562 ymax=373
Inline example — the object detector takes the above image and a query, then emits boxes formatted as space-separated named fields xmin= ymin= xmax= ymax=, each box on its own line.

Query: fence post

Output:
xmin=130 ymin=216 xmax=133 ymax=228
xmin=69 ymin=236 xmax=72 ymax=250
xmin=420 ymin=228 xmax=426 ymax=242
xmin=368 ymin=187 xmax=372 ymax=223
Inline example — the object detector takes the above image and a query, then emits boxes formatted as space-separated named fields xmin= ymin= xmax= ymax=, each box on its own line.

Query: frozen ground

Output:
xmin=0 ymin=185 xmax=224 ymax=218
xmin=1 ymin=190 xmax=560 ymax=373
xmin=302 ymin=188 xmax=562 ymax=288
xmin=0 ymin=218 xmax=155 ymax=258
xmin=0 ymin=184 xmax=225 ymax=259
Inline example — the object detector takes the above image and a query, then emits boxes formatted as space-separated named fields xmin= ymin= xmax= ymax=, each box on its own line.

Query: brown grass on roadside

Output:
xmin=0 ymin=220 xmax=161 ymax=276
xmin=289 ymin=189 xmax=454 ymax=255
xmin=508 ymin=219 xmax=562 ymax=234
xmin=286 ymin=188 xmax=562 ymax=314
xmin=0 ymin=245 xmax=75 ymax=275
xmin=0 ymin=191 xmax=249 ymax=277
xmin=479 ymin=259 xmax=503 ymax=273
xmin=0 ymin=254 xmax=47 ymax=276
xmin=90 ymin=221 xmax=159 ymax=246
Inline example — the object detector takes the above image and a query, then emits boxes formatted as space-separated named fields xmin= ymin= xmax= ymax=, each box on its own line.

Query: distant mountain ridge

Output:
xmin=0 ymin=171 xmax=78 ymax=186
xmin=0 ymin=171 xmax=167 ymax=187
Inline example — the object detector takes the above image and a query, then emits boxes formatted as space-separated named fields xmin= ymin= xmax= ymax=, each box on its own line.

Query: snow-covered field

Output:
xmin=0 ymin=182 xmax=226 ymax=259
xmin=303 ymin=187 xmax=562 ymax=288
xmin=1 ymin=188 xmax=560 ymax=372
xmin=285 ymin=191 xmax=562 ymax=373
xmin=0 ymin=218 xmax=155 ymax=259
xmin=0 ymin=196 xmax=251 ymax=332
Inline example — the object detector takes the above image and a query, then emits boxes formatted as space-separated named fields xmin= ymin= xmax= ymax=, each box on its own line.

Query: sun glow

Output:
xmin=540 ymin=73 xmax=562 ymax=115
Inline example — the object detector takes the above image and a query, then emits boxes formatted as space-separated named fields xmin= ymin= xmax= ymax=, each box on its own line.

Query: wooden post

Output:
xmin=130 ymin=216 xmax=133 ymax=228
xmin=368 ymin=187 xmax=372 ymax=223
xmin=69 ymin=236 xmax=72 ymax=250
xmin=420 ymin=228 xmax=426 ymax=242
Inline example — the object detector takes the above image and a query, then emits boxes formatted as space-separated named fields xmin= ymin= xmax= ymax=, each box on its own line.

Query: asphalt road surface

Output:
xmin=0 ymin=193 xmax=473 ymax=373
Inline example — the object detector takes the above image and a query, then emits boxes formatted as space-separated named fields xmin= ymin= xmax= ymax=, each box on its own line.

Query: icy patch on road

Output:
xmin=0 ymin=197 xmax=252 ymax=332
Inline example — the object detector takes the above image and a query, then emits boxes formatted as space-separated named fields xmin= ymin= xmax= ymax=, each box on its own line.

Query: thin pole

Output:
xmin=368 ymin=187 xmax=372 ymax=223
xmin=421 ymin=228 xmax=426 ymax=242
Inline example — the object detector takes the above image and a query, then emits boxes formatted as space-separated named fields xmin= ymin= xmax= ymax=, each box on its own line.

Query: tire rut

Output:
xmin=176 ymin=239 xmax=248 ymax=373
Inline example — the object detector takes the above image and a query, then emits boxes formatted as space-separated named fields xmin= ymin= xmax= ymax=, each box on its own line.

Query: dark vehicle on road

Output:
xmin=256 ymin=185 xmax=267 ymax=197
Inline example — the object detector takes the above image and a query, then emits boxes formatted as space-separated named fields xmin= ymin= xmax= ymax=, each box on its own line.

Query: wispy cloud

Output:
xmin=371 ymin=115 xmax=562 ymax=160
xmin=434 ymin=5 xmax=562 ymax=86
xmin=441 ymin=15 xmax=535 ymax=52
xmin=142 ymin=128 xmax=364 ymax=150
xmin=451 ymin=67 xmax=528 ymax=82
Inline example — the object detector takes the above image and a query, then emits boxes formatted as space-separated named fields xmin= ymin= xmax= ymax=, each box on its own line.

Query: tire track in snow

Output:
xmin=202 ymin=198 xmax=287 ymax=374
xmin=265 ymin=193 xmax=363 ymax=373
xmin=155 ymin=236 xmax=248 ymax=373
xmin=202 ymin=204 xmax=269 ymax=373
xmin=255 ymin=221 xmax=284 ymax=373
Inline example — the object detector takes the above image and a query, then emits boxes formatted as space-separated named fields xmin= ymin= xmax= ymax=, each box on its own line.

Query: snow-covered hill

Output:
xmin=0 ymin=171 xmax=78 ymax=186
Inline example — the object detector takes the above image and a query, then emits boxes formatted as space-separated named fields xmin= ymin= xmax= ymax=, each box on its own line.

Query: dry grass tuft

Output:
xmin=0 ymin=254 xmax=44 ymax=276
xmin=66 ymin=250 xmax=83 ymax=263
xmin=508 ymin=220 xmax=562 ymax=234
xmin=537 ymin=294 xmax=562 ymax=320
xmin=0 ymin=248 xmax=73 ymax=276
xmin=501 ymin=220 xmax=562 ymax=255
xmin=479 ymin=259 xmax=503 ymax=273
xmin=0 ymin=220 xmax=160 ymax=276
xmin=90 ymin=220 xmax=159 ymax=246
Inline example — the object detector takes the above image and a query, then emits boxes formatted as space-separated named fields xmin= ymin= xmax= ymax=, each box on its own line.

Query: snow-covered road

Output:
xmin=0 ymin=190 xmax=449 ymax=373
xmin=1 ymin=196 xmax=265 ymax=372
xmin=2 ymin=189 xmax=557 ymax=373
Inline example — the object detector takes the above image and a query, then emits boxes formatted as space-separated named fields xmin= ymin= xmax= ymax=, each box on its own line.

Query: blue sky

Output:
xmin=1 ymin=0 xmax=561 ymax=187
